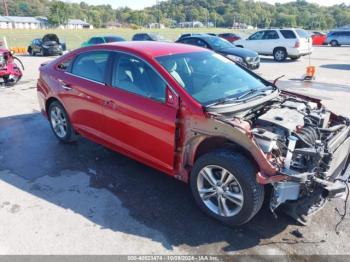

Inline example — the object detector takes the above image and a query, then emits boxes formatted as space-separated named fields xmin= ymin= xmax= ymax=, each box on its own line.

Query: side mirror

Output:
xmin=166 ymin=86 xmax=179 ymax=108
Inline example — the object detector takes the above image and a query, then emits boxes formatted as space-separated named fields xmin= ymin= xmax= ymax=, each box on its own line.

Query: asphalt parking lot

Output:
xmin=0 ymin=46 xmax=349 ymax=255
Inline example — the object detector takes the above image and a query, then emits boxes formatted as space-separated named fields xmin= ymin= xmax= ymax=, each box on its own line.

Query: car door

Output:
xmin=260 ymin=30 xmax=280 ymax=54
xmin=243 ymin=31 xmax=265 ymax=53
xmin=56 ymin=51 xmax=111 ymax=140
xmin=101 ymin=52 xmax=178 ymax=173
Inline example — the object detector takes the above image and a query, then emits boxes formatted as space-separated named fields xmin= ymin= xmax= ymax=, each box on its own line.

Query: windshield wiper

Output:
xmin=206 ymin=86 xmax=276 ymax=107
xmin=237 ymin=86 xmax=275 ymax=100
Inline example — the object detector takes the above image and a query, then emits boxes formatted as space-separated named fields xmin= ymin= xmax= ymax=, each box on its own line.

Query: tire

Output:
xmin=28 ymin=47 xmax=35 ymax=56
xmin=190 ymin=150 xmax=264 ymax=226
xmin=40 ymin=49 xmax=46 ymax=56
xmin=330 ymin=40 xmax=338 ymax=47
xmin=291 ymin=56 xmax=300 ymax=61
xmin=273 ymin=48 xmax=287 ymax=62
xmin=48 ymin=101 xmax=77 ymax=143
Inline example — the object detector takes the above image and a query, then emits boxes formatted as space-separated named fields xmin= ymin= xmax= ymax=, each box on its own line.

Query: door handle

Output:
xmin=62 ymin=84 xmax=72 ymax=91
xmin=103 ymin=100 xmax=118 ymax=110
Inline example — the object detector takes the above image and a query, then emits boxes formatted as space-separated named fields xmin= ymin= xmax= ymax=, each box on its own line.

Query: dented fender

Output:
xmin=176 ymin=113 xmax=282 ymax=183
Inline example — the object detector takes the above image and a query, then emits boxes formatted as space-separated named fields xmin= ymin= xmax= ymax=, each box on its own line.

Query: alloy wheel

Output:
xmin=50 ymin=106 xmax=68 ymax=138
xmin=197 ymin=165 xmax=244 ymax=217
xmin=275 ymin=50 xmax=285 ymax=61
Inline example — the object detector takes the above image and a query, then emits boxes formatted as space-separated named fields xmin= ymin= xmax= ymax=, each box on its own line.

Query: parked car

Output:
xmin=218 ymin=33 xmax=241 ymax=43
xmin=37 ymin=42 xmax=350 ymax=226
xmin=325 ymin=30 xmax=350 ymax=46
xmin=310 ymin=31 xmax=326 ymax=45
xmin=81 ymin=35 xmax=126 ymax=47
xmin=234 ymin=28 xmax=312 ymax=61
xmin=176 ymin=35 xmax=260 ymax=70
xmin=132 ymin=33 xmax=168 ymax=41
xmin=28 ymin=34 xmax=66 ymax=56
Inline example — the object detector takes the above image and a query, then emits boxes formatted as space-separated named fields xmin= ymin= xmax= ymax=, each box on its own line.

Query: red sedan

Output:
xmin=37 ymin=42 xmax=350 ymax=226
xmin=311 ymin=31 xmax=326 ymax=45
xmin=218 ymin=33 xmax=241 ymax=43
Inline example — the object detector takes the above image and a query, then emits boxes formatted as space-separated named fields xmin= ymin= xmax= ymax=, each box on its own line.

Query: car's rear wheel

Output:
xmin=330 ymin=40 xmax=339 ymax=47
xmin=190 ymin=150 xmax=264 ymax=226
xmin=273 ymin=48 xmax=287 ymax=62
xmin=48 ymin=101 xmax=77 ymax=143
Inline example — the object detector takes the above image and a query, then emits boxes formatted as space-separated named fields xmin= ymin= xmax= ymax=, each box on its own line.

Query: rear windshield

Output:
xmin=280 ymin=30 xmax=296 ymax=39
xmin=105 ymin=36 xmax=125 ymax=43
xmin=295 ymin=29 xmax=309 ymax=39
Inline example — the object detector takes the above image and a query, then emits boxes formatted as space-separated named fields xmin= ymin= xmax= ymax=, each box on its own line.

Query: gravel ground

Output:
xmin=0 ymin=46 xmax=349 ymax=255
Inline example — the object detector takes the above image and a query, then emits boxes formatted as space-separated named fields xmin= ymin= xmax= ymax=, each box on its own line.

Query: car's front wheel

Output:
xmin=190 ymin=150 xmax=264 ymax=226
xmin=48 ymin=101 xmax=77 ymax=143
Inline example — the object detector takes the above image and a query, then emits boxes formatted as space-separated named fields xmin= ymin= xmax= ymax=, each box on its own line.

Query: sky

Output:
xmin=66 ymin=0 xmax=350 ymax=9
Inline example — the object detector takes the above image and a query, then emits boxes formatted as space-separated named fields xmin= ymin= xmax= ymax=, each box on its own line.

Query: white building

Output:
xmin=147 ymin=23 xmax=165 ymax=29
xmin=4 ymin=16 xmax=48 ymax=29
xmin=63 ymin=19 xmax=92 ymax=29
xmin=178 ymin=21 xmax=204 ymax=28
xmin=0 ymin=16 xmax=12 ymax=29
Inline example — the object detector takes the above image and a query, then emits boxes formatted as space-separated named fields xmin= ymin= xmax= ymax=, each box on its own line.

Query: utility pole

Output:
xmin=3 ymin=0 xmax=9 ymax=16
xmin=156 ymin=0 xmax=160 ymax=24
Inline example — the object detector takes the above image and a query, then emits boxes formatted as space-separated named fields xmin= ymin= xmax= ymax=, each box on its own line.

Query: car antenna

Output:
xmin=273 ymin=74 xmax=285 ymax=85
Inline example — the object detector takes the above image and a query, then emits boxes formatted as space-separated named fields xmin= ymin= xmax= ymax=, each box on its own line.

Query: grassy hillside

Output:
xmin=0 ymin=28 xmax=253 ymax=50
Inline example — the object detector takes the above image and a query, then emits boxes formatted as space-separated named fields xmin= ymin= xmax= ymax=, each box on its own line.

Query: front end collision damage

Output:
xmin=176 ymin=91 xmax=350 ymax=224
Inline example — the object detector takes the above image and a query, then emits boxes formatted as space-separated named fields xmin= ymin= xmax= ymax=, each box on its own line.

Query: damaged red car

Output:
xmin=37 ymin=42 xmax=350 ymax=226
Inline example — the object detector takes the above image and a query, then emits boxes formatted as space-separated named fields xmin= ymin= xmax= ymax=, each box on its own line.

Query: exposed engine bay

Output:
xmin=239 ymin=92 xmax=350 ymax=224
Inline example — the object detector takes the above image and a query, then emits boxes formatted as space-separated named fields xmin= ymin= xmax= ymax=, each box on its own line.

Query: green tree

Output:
xmin=48 ymin=1 xmax=69 ymax=26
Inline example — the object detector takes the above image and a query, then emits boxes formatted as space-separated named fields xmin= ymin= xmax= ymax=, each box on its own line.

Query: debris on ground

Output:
xmin=290 ymin=229 xmax=303 ymax=239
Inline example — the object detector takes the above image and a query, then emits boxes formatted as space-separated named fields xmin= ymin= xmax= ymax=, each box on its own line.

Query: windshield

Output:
xmin=156 ymin=51 xmax=267 ymax=105
xmin=206 ymin=37 xmax=233 ymax=50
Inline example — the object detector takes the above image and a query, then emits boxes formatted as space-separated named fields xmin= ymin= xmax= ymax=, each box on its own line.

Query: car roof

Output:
xmin=179 ymin=34 xmax=214 ymax=40
xmin=90 ymin=41 xmax=207 ymax=57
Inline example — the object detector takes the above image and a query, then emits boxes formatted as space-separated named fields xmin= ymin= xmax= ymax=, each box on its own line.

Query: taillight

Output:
xmin=294 ymin=40 xmax=300 ymax=48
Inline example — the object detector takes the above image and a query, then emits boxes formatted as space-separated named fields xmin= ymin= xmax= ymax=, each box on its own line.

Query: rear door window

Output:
xmin=280 ymin=30 xmax=296 ymax=39
xmin=71 ymin=51 xmax=110 ymax=83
